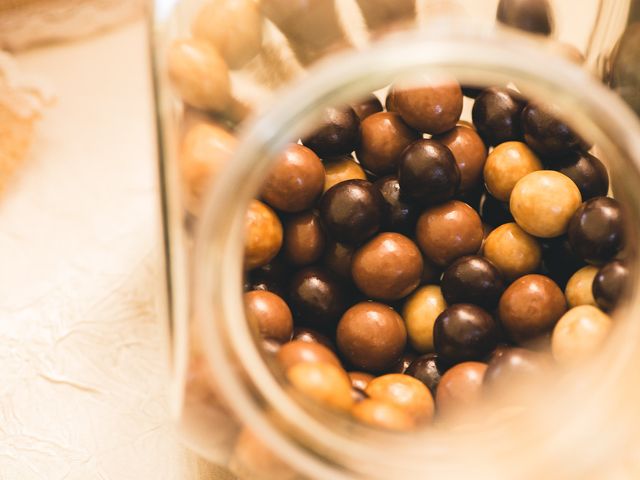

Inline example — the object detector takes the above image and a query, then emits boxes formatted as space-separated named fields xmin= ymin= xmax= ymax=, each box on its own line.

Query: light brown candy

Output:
xmin=365 ymin=374 xmax=435 ymax=423
xmin=287 ymin=361 xmax=354 ymax=411
xmin=244 ymin=200 xmax=282 ymax=269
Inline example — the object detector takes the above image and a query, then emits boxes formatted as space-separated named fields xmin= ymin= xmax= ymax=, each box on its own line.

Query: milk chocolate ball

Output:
xmin=352 ymin=233 xmax=423 ymax=301
xmin=319 ymin=179 xmax=385 ymax=245
xmin=375 ymin=176 xmax=419 ymax=234
xmin=402 ymin=285 xmax=447 ymax=353
xmin=288 ymin=267 xmax=347 ymax=330
xmin=498 ymin=274 xmax=567 ymax=344
xmin=416 ymin=200 xmax=484 ymax=267
xmin=277 ymin=340 xmax=341 ymax=371
xmin=551 ymin=306 xmax=612 ymax=364
xmin=593 ymin=260 xmax=629 ymax=311
xmin=565 ymin=265 xmax=598 ymax=308
xmin=351 ymin=94 xmax=383 ymax=121
xmin=337 ymin=302 xmax=407 ymax=372
xmin=398 ymin=139 xmax=460 ymax=206
xmin=365 ymin=374 xmax=435 ymax=423
xmin=356 ymin=112 xmax=419 ymax=175
xmin=557 ymin=153 xmax=609 ymax=201
xmin=244 ymin=200 xmax=283 ymax=269
xmin=522 ymin=102 xmax=585 ymax=160
xmin=391 ymin=76 xmax=463 ymax=134
xmin=287 ymin=361 xmax=354 ymax=411
xmin=351 ymin=399 xmax=415 ymax=431
xmin=472 ymin=88 xmax=526 ymax=146
xmin=303 ymin=106 xmax=360 ymax=157
xmin=436 ymin=361 xmax=487 ymax=417
xmin=483 ymin=222 xmax=542 ymax=280
xmin=283 ymin=211 xmax=326 ymax=266
xmin=567 ymin=196 xmax=625 ymax=265
xmin=323 ymin=241 xmax=355 ymax=279
xmin=496 ymin=0 xmax=553 ymax=35
xmin=349 ymin=371 xmax=374 ymax=391
xmin=510 ymin=170 xmax=582 ymax=238
xmin=434 ymin=125 xmax=488 ymax=193
xmin=433 ymin=304 xmax=499 ymax=365
xmin=245 ymin=291 xmax=293 ymax=343
xmin=323 ymin=156 xmax=367 ymax=193
xmin=441 ymin=256 xmax=505 ymax=309
xmin=406 ymin=353 xmax=443 ymax=396
xmin=483 ymin=347 xmax=549 ymax=391
xmin=483 ymin=141 xmax=542 ymax=201
xmin=262 ymin=144 xmax=325 ymax=213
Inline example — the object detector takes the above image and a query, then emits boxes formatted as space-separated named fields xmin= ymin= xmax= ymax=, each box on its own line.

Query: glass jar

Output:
xmin=151 ymin=1 xmax=640 ymax=478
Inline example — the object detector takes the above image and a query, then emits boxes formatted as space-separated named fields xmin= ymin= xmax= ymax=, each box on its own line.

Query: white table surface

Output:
xmin=0 ymin=20 xmax=207 ymax=480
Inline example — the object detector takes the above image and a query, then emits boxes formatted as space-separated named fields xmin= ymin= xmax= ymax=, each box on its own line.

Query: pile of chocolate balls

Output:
xmin=243 ymin=78 xmax=629 ymax=430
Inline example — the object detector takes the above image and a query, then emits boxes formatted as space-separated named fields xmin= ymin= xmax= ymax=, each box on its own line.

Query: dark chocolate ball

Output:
xmin=557 ymin=153 xmax=609 ymax=201
xmin=496 ymin=0 xmax=554 ymax=35
xmin=568 ymin=197 xmax=625 ymax=265
xmin=351 ymin=93 xmax=383 ymax=121
xmin=479 ymin=191 xmax=515 ymax=226
xmin=433 ymin=304 xmax=499 ymax=365
xmin=472 ymin=87 xmax=526 ymax=146
xmin=593 ymin=260 xmax=629 ymax=311
xmin=302 ymin=106 xmax=360 ymax=157
xmin=522 ymin=102 xmax=585 ymax=159
xmin=405 ymin=353 xmax=443 ymax=396
xmin=292 ymin=327 xmax=336 ymax=352
xmin=388 ymin=351 xmax=417 ymax=374
xmin=483 ymin=347 xmax=549 ymax=390
xmin=288 ymin=267 xmax=347 ymax=331
xmin=398 ymin=139 xmax=460 ymax=206
xmin=461 ymin=85 xmax=483 ymax=99
xmin=441 ymin=255 xmax=505 ymax=309
xmin=374 ymin=176 xmax=419 ymax=234
xmin=245 ymin=258 xmax=291 ymax=297
xmin=319 ymin=179 xmax=385 ymax=245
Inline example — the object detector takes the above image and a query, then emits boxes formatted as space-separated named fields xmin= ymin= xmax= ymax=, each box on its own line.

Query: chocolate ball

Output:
xmin=391 ymin=76 xmax=463 ymax=134
xmin=288 ymin=267 xmax=347 ymax=330
xmin=292 ymin=327 xmax=336 ymax=352
xmin=322 ymin=241 xmax=355 ymax=279
xmin=434 ymin=125 xmax=488 ymax=193
xmin=374 ymin=176 xmax=419 ymax=234
xmin=472 ymin=87 xmax=526 ymax=146
xmin=567 ymin=196 xmax=625 ymax=265
xmin=402 ymin=285 xmax=447 ymax=353
xmin=302 ymin=106 xmax=360 ymax=157
xmin=510 ymin=170 xmax=582 ymax=238
xmin=441 ymin=256 xmax=505 ymax=309
xmin=283 ymin=211 xmax=326 ymax=266
xmin=565 ymin=265 xmax=598 ymax=308
xmin=244 ymin=290 xmax=293 ymax=343
xmin=244 ymin=200 xmax=283 ymax=270
xmin=416 ymin=200 xmax=484 ymax=267
xmin=351 ymin=94 xmax=383 ymax=120
xmin=496 ymin=0 xmax=553 ymax=35
xmin=337 ymin=302 xmax=407 ymax=372
xmin=365 ymin=374 xmax=435 ymax=423
xmin=461 ymin=85 xmax=483 ymax=99
xmin=349 ymin=371 xmax=374 ymax=391
xmin=356 ymin=112 xmax=419 ymax=175
xmin=551 ymin=306 xmax=612 ymax=364
xmin=593 ymin=260 xmax=629 ymax=311
xmin=277 ymin=340 xmax=341 ymax=371
xmin=482 ymin=222 xmax=541 ymax=280
xmin=406 ymin=353 xmax=443 ymax=396
xmin=351 ymin=233 xmax=423 ymax=301
xmin=319 ymin=179 xmax=385 ymax=245
xmin=262 ymin=144 xmax=325 ymax=213
xmin=398 ymin=139 xmax=461 ymax=206
xmin=323 ymin=156 xmax=367 ymax=192
xmin=245 ymin=258 xmax=291 ymax=297
xmin=351 ymin=398 xmax=415 ymax=431
xmin=287 ymin=361 xmax=354 ymax=411
xmin=483 ymin=141 xmax=542 ymax=201
xmin=522 ymin=102 xmax=585 ymax=159
xmin=483 ymin=347 xmax=549 ymax=391
xmin=557 ymin=153 xmax=609 ymax=201
xmin=436 ymin=361 xmax=487 ymax=418
xmin=498 ymin=274 xmax=567 ymax=344
xmin=480 ymin=192 xmax=515 ymax=227
xmin=433 ymin=304 xmax=499 ymax=365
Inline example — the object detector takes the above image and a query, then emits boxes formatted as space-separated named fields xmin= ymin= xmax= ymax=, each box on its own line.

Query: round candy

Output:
xmin=406 ymin=353 xmax=443 ymax=396
xmin=349 ymin=371 xmax=374 ymax=391
xmin=292 ymin=327 xmax=336 ymax=352
xmin=351 ymin=399 xmax=415 ymax=431
xmin=277 ymin=340 xmax=341 ymax=370
xmin=262 ymin=144 xmax=325 ymax=213
xmin=286 ymin=361 xmax=354 ymax=411
xmin=434 ymin=125 xmax=488 ymax=193
xmin=567 ymin=196 xmax=625 ymax=264
xmin=391 ymin=76 xmax=463 ymax=134
xmin=557 ymin=153 xmax=609 ymax=201
xmin=416 ymin=200 xmax=484 ymax=267
xmin=593 ymin=260 xmax=629 ymax=311
xmin=322 ymin=241 xmax=355 ymax=279
xmin=323 ymin=156 xmax=367 ymax=193
xmin=302 ymin=106 xmax=360 ymax=157
xmin=356 ymin=112 xmax=419 ymax=175
xmin=483 ymin=347 xmax=549 ymax=391
xmin=374 ymin=176 xmax=419 ymax=234
xmin=496 ymin=0 xmax=553 ymax=35
xmin=402 ymin=285 xmax=447 ymax=353
xmin=510 ymin=170 xmax=582 ymax=238
xmin=565 ymin=265 xmax=598 ymax=308
xmin=398 ymin=139 xmax=460 ymax=206
xmin=337 ymin=302 xmax=407 ymax=372
xmin=319 ymin=179 xmax=385 ymax=245
xmin=282 ymin=211 xmax=326 ymax=266
xmin=288 ymin=267 xmax=347 ymax=330
xmin=436 ymin=361 xmax=487 ymax=418
xmin=365 ymin=374 xmax=435 ymax=423
xmin=441 ymin=256 xmax=505 ymax=309
xmin=244 ymin=200 xmax=283 ymax=269
xmin=483 ymin=141 xmax=542 ymax=201
xmin=433 ymin=304 xmax=499 ymax=365
xmin=522 ymin=102 xmax=585 ymax=159
xmin=351 ymin=94 xmax=383 ymax=121
xmin=482 ymin=222 xmax=541 ymax=280
xmin=498 ymin=274 xmax=567 ymax=344
xmin=551 ymin=306 xmax=613 ymax=363
xmin=472 ymin=87 xmax=525 ymax=146
xmin=244 ymin=291 xmax=293 ymax=343
xmin=351 ymin=233 xmax=423 ymax=301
